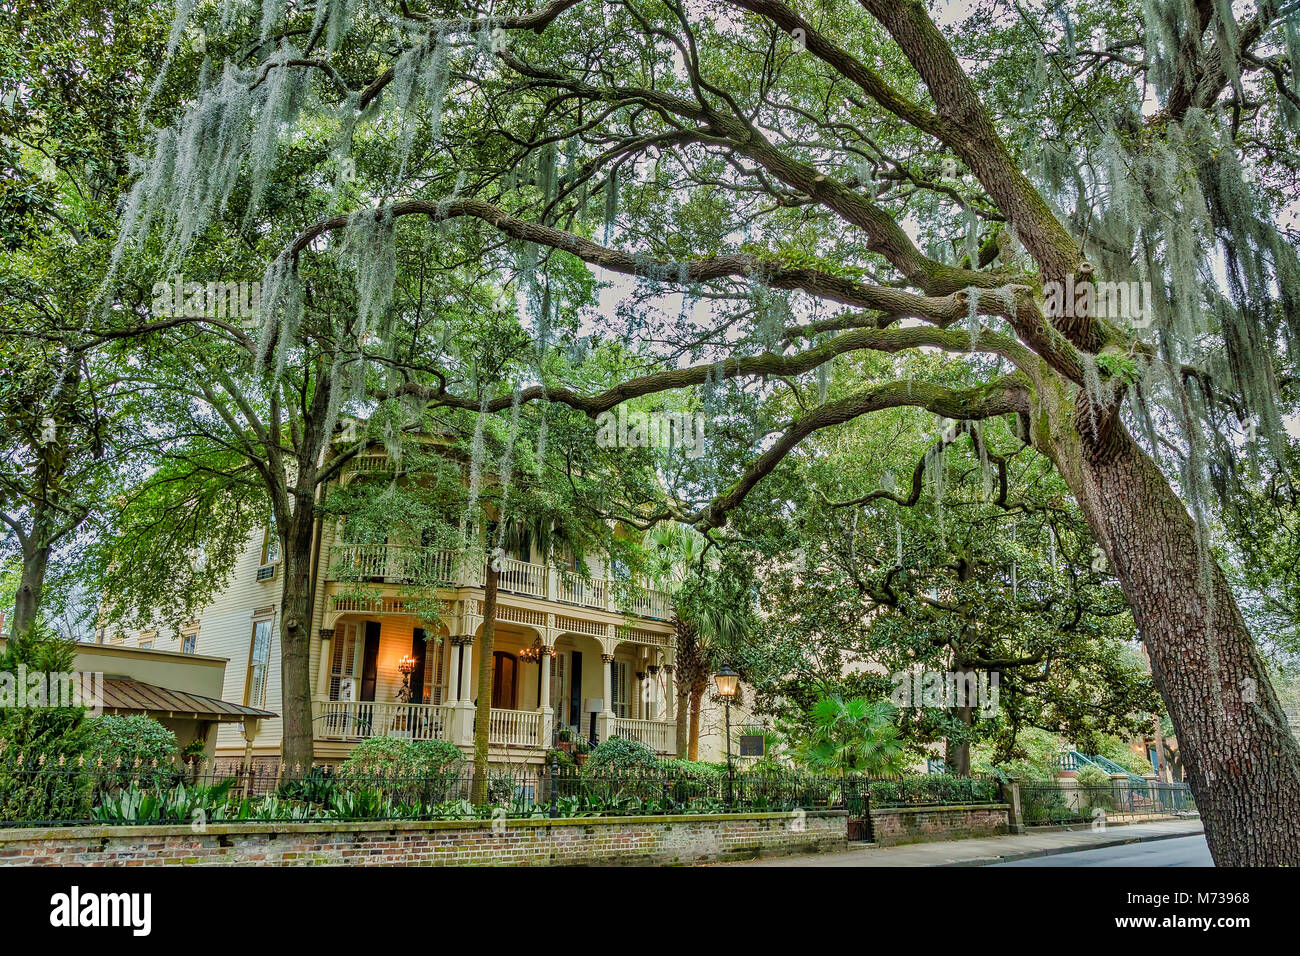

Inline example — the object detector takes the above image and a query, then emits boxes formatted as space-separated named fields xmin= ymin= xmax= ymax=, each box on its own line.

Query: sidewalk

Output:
xmin=731 ymin=818 xmax=1204 ymax=867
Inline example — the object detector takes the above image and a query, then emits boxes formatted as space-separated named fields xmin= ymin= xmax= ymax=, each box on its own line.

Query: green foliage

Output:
xmin=1075 ymin=765 xmax=1112 ymax=786
xmin=583 ymin=735 xmax=659 ymax=774
xmin=972 ymin=728 xmax=1064 ymax=781
xmin=86 ymin=715 xmax=177 ymax=768
xmin=338 ymin=736 xmax=465 ymax=778
xmin=866 ymin=775 xmax=1002 ymax=808
xmin=792 ymin=696 xmax=909 ymax=776
xmin=657 ymin=758 xmax=726 ymax=779
xmin=1094 ymin=736 xmax=1156 ymax=776
xmin=0 ymin=628 xmax=92 ymax=821
xmin=545 ymin=748 xmax=576 ymax=770
xmin=1020 ymin=787 xmax=1088 ymax=826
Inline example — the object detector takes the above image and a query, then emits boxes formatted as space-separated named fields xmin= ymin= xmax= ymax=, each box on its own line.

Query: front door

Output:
xmin=569 ymin=650 xmax=582 ymax=730
xmin=492 ymin=651 xmax=517 ymax=709
xmin=359 ymin=622 xmax=381 ymax=702
xmin=410 ymin=628 xmax=427 ymax=703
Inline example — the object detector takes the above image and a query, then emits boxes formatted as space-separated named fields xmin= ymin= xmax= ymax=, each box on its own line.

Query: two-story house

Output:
xmin=100 ymin=449 xmax=679 ymax=766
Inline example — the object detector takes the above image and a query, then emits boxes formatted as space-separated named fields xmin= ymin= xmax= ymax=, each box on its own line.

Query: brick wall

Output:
xmin=869 ymin=804 xmax=1010 ymax=846
xmin=0 ymin=811 xmax=846 ymax=867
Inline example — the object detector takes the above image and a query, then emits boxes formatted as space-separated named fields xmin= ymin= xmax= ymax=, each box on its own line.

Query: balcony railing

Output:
xmin=610 ymin=717 xmax=675 ymax=754
xmin=326 ymin=545 xmax=672 ymax=621
xmin=328 ymin=545 xmax=459 ymax=585
xmin=315 ymin=700 xmax=454 ymax=742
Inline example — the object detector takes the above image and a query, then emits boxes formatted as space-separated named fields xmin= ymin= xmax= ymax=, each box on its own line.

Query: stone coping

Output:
xmin=872 ymin=803 xmax=1010 ymax=814
xmin=0 ymin=809 xmax=847 ymax=842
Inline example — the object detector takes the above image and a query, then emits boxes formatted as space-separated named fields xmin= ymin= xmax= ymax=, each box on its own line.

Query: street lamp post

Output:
xmin=714 ymin=666 xmax=739 ymax=807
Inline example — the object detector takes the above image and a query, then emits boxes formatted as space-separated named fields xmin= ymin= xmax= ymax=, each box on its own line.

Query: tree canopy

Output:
xmin=7 ymin=0 xmax=1300 ymax=863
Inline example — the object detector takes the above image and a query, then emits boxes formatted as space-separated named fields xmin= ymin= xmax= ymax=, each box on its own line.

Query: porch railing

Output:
xmin=610 ymin=717 xmax=675 ymax=754
xmin=488 ymin=707 xmax=542 ymax=747
xmin=315 ymin=700 xmax=453 ymax=742
xmin=325 ymin=545 xmax=672 ymax=621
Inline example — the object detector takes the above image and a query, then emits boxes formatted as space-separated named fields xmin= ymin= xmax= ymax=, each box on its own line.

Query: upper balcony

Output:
xmin=324 ymin=545 xmax=672 ymax=622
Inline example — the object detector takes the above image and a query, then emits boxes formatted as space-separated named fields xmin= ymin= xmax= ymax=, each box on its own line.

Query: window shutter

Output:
xmin=553 ymin=652 xmax=568 ymax=723
xmin=612 ymin=660 xmax=629 ymax=718
xmin=431 ymin=638 xmax=445 ymax=704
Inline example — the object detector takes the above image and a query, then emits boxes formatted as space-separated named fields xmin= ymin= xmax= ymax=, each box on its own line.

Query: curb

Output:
xmin=937 ymin=826 xmax=1205 ymax=867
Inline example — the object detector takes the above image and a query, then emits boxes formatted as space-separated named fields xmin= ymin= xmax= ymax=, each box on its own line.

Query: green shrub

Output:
xmin=87 ymin=715 xmax=177 ymax=768
xmin=583 ymin=735 xmax=659 ymax=774
xmin=658 ymin=758 xmax=726 ymax=779
xmin=545 ymin=748 xmax=576 ymax=770
xmin=0 ymin=628 xmax=94 ymax=822
xmin=866 ymin=774 xmax=1001 ymax=807
xmin=338 ymin=736 xmax=464 ymax=778
xmin=279 ymin=766 xmax=337 ymax=804
xmin=336 ymin=736 xmax=466 ymax=806
xmin=1021 ymin=786 xmax=1084 ymax=825
xmin=1075 ymin=765 xmax=1112 ymax=787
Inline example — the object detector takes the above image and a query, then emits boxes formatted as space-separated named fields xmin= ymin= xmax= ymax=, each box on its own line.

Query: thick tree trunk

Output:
xmin=675 ymin=685 xmax=690 ymax=758
xmin=944 ymin=704 xmax=973 ymax=777
xmin=671 ymin=616 xmax=698 ymax=760
xmin=471 ymin=561 xmax=498 ymax=804
xmin=11 ymin=540 xmax=50 ymax=639
xmin=1051 ymin=423 xmax=1300 ymax=865
xmin=278 ymin=503 xmax=318 ymax=771
xmin=688 ymin=686 xmax=704 ymax=761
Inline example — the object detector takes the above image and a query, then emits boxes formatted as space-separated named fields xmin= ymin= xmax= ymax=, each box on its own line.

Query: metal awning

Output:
xmin=96 ymin=677 xmax=277 ymax=723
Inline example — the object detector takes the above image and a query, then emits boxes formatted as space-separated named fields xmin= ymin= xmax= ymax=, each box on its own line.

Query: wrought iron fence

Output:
xmin=0 ymin=758 xmax=1004 ymax=828
xmin=1018 ymin=780 xmax=1195 ymax=827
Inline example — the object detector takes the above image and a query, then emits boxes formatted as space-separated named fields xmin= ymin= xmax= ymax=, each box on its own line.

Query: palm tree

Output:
xmin=645 ymin=524 xmax=753 ymax=760
xmin=794 ymin=696 xmax=910 ymax=777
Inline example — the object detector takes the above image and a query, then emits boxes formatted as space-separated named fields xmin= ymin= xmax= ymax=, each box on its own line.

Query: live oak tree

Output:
xmin=0 ymin=0 xmax=169 ymax=638
xmin=725 ymin=373 xmax=1162 ymax=775
xmin=100 ymin=0 xmax=1300 ymax=863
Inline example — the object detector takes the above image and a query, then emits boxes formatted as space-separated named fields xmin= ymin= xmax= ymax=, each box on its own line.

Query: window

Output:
xmin=138 ymin=631 xmax=157 ymax=650
xmin=329 ymin=622 xmax=361 ymax=700
xmin=246 ymin=615 xmax=274 ymax=708
xmin=611 ymin=659 xmax=630 ymax=718
xmin=180 ymin=626 xmax=198 ymax=655
xmin=261 ymin=524 xmax=281 ymax=565
xmin=139 ymin=640 xmax=154 ymax=650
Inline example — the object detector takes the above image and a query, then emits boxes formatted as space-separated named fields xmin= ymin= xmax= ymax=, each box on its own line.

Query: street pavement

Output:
xmin=727 ymin=818 xmax=1207 ymax=867
xmin=988 ymin=833 xmax=1212 ymax=866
